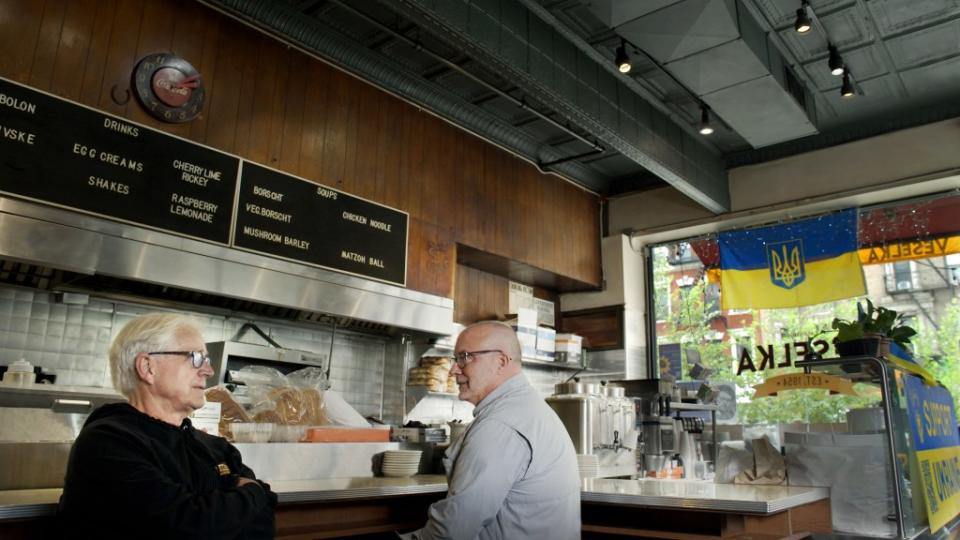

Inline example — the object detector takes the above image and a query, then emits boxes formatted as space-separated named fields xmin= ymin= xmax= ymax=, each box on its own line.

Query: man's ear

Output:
xmin=135 ymin=353 xmax=154 ymax=383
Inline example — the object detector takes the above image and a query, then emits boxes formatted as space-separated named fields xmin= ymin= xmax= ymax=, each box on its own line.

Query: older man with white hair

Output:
xmin=59 ymin=312 xmax=276 ymax=539
xmin=405 ymin=321 xmax=581 ymax=539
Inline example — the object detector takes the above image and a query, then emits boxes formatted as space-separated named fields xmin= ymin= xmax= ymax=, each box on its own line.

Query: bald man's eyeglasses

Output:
xmin=147 ymin=351 xmax=211 ymax=369
xmin=452 ymin=349 xmax=504 ymax=368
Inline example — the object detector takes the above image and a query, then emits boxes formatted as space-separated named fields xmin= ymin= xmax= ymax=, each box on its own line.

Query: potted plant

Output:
xmin=831 ymin=300 xmax=917 ymax=358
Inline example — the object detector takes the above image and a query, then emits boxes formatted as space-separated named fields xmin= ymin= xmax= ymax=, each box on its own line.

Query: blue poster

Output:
xmin=904 ymin=375 xmax=960 ymax=532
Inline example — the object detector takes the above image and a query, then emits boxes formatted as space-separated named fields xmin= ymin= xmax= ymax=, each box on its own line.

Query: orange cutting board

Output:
xmin=304 ymin=426 xmax=390 ymax=442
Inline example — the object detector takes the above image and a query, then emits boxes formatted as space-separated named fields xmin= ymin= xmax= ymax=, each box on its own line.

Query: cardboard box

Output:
xmin=536 ymin=326 xmax=556 ymax=361
xmin=512 ymin=325 xmax=538 ymax=358
xmin=554 ymin=333 xmax=582 ymax=363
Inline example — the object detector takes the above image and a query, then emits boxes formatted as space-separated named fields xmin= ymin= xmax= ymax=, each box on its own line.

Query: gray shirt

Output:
xmin=413 ymin=373 xmax=581 ymax=540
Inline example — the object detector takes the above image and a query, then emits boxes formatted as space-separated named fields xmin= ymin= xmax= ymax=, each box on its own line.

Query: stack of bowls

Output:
xmin=577 ymin=454 xmax=600 ymax=478
xmin=381 ymin=450 xmax=422 ymax=477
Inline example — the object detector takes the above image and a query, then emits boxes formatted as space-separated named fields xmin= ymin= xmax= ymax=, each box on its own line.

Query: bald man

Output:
xmin=407 ymin=321 xmax=580 ymax=539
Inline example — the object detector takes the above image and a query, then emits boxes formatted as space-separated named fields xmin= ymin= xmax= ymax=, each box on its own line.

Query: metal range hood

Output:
xmin=0 ymin=197 xmax=454 ymax=336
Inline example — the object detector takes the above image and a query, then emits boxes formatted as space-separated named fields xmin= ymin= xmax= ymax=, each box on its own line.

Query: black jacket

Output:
xmin=58 ymin=403 xmax=277 ymax=539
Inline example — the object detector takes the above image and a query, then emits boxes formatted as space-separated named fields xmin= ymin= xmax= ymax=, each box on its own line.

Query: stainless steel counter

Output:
xmin=0 ymin=477 xmax=828 ymax=520
xmin=581 ymin=478 xmax=829 ymax=514
xmin=272 ymin=475 xmax=447 ymax=504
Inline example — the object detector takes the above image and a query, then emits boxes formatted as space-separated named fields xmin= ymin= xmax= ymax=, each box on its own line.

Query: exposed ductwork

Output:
xmin=199 ymin=0 xmax=614 ymax=196
xmin=200 ymin=0 xmax=731 ymax=213
xmin=592 ymin=0 xmax=819 ymax=148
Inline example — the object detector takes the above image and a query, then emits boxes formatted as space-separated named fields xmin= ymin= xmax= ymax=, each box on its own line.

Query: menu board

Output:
xmin=0 ymin=77 xmax=238 ymax=244
xmin=0 ymin=77 xmax=410 ymax=285
xmin=234 ymin=163 xmax=408 ymax=286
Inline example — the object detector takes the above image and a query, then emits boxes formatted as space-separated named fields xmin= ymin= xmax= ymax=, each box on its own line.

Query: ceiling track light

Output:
xmin=615 ymin=39 xmax=631 ymax=73
xmin=841 ymin=69 xmax=855 ymax=98
xmin=698 ymin=106 xmax=714 ymax=135
xmin=795 ymin=1 xmax=812 ymax=33
xmin=828 ymin=44 xmax=844 ymax=76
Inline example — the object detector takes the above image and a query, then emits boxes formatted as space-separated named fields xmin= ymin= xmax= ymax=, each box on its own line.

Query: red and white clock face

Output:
xmin=133 ymin=54 xmax=204 ymax=123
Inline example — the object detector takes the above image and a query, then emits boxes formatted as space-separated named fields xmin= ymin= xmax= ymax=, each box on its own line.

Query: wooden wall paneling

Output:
xmin=96 ymin=0 xmax=143 ymax=117
xmin=558 ymin=179 xmax=576 ymax=277
xmin=418 ymin=115 xmax=442 ymax=226
xmin=453 ymin=264 xmax=476 ymax=324
xmin=537 ymin=169 xmax=556 ymax=271
xmin=411 ymin=220 xmax=454 ymax=298
xmin=127 ymin=0 xmax=178 ymax=133
xmin=228 ymin=32 xmax=261 ymax=158
xmin=580 ymin=189 xmax=601 ymax=283
xmin=339 ymin=76 xmax=363 ymax=196
xmin=377 ymin=94 xmax=403 ymax=208
xmin=400 ymin=108 xmax=425 ymax=220
xmin=487 ymin=270 xmax=510 ymax=321
xmin=492 ymin=148 xmax=510 ymax=259
xmin=243 ymin=39 xmax=281 ymax=164
xmin=406 ymin=218 xmax=423 ymax=292
xmin=296 ymin=60 xmax=330 ymax=183
xmin=29 ymin=0 xmax=67 ymax=91
xmin=264 ymin=47 xmax=292 ymax=168
xmin=177 ymin=4 xmax=219 ymax=145
xmin=0 ymin=0 xmax=45 ymax=83
xmin=458 ymin=129 xmax=483 ymax=246
xmin=512 ymin=166 xmax=528 ymax=264
xmin=318 ymin=68 xmax=350 ymax=189
xmin=200 ymin=15 xmax=242 ymax=152
xmin=49 ymin=0 xmax=97 ymax=101
xmin=453 ymin=264 xmax=465 ymax=322
xmin=278 ymin=53 xmax=308 ymax=174
xmin=478 ymin=144 xmax=499 ymax=253
xmin=77 ymin=0 xmax=117 ymax=107
xmin=448 ymin=129 xmax=465 ymax=242
xmin=351 ymin=82 xmax=381 ymax=201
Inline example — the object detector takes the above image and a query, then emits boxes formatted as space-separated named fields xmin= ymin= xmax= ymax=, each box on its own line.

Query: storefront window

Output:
xmin=649 ymin=193 xmax=960 ymax=423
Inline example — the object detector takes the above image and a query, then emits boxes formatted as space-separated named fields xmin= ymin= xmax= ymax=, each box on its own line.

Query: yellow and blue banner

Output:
xmin=904 ymin=374 xmax=960 ymax=532
xmin=719 ymin=208 xmax=866 ymax=310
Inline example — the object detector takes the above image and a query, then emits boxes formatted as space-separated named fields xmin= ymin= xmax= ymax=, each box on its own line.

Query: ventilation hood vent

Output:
xmin=591 ymin=0 xmax=819 ymax=148
xmin=0 ymin=198 xmax=453 ymax=336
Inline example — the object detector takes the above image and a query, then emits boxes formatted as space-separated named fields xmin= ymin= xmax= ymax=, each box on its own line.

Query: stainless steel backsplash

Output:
xmin=0 ymin=285 xmax=399 ymax=421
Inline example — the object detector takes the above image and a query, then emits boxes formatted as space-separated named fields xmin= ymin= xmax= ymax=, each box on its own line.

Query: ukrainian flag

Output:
xmin=720 ymin=208 xmax=866 ymax=310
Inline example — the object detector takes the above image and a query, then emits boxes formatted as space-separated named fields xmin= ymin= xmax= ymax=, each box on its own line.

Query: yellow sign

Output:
xmin=752 ymin=373 xmax=857 ymax=398
xmin=915 ymin=446 xmax=960 ymax=531
xmin=859 ymin=236 xmax=960 ymax=265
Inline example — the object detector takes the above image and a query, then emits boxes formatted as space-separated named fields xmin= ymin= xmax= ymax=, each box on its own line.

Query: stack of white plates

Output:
xmin=382 ymin=450 xmax=422 ymax=477
xmin=577 ymin=454 xmax=599 ymax=478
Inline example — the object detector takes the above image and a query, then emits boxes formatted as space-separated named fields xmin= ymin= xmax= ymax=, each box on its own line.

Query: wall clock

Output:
xmin=132 ymin=53 xmax=204 ymax=123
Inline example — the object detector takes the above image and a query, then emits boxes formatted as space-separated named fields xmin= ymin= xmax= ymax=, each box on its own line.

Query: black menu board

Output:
xmin=0 ymin=77 xmax=238 ymax=244
xmin=234 ymin=163 xmax=408 ymax=286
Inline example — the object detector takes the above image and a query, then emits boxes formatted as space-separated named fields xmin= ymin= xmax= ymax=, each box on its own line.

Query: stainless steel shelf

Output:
xmin=521 ymin=357 xmax=588 ymax=371
xmin=0 ymin=384 xmax=124 ymax=410
xmin=671 ymin=402 xmax=718 ymax=411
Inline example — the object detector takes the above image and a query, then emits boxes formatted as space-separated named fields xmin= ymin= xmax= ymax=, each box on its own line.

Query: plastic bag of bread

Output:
xmin=253 ymin=386 xmax=327 ymax=425
xmin=204 ymin=385 xmax=251 ymax=441
xmin=407 ymin=366 xmax=447 ymax=392
xmin=420 ymin=356 xmax=453 ymax=370
xmin=247 ymin=366 xmax=330 ymax=426
xmin=287 ymin=366 xmax=331 ymax=392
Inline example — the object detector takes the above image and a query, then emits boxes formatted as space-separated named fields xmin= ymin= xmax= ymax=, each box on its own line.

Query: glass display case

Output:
xmin=795 ymin=355 xmax=960 ymax=539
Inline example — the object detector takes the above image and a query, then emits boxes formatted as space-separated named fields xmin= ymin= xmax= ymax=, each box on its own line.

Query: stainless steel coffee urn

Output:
xmin=545 ymin=381 xmax=599 ymax=454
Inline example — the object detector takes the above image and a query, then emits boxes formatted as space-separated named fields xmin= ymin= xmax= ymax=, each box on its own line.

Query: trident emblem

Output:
xmin=768 ymin=240 xmax=805 ymax=289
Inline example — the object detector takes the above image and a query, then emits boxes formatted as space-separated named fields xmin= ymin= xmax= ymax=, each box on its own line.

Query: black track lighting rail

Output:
xmin=794 ymin=0 xmax=863 ymax=97
xmin=614 ymin=36 xmax=719 ymax=136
